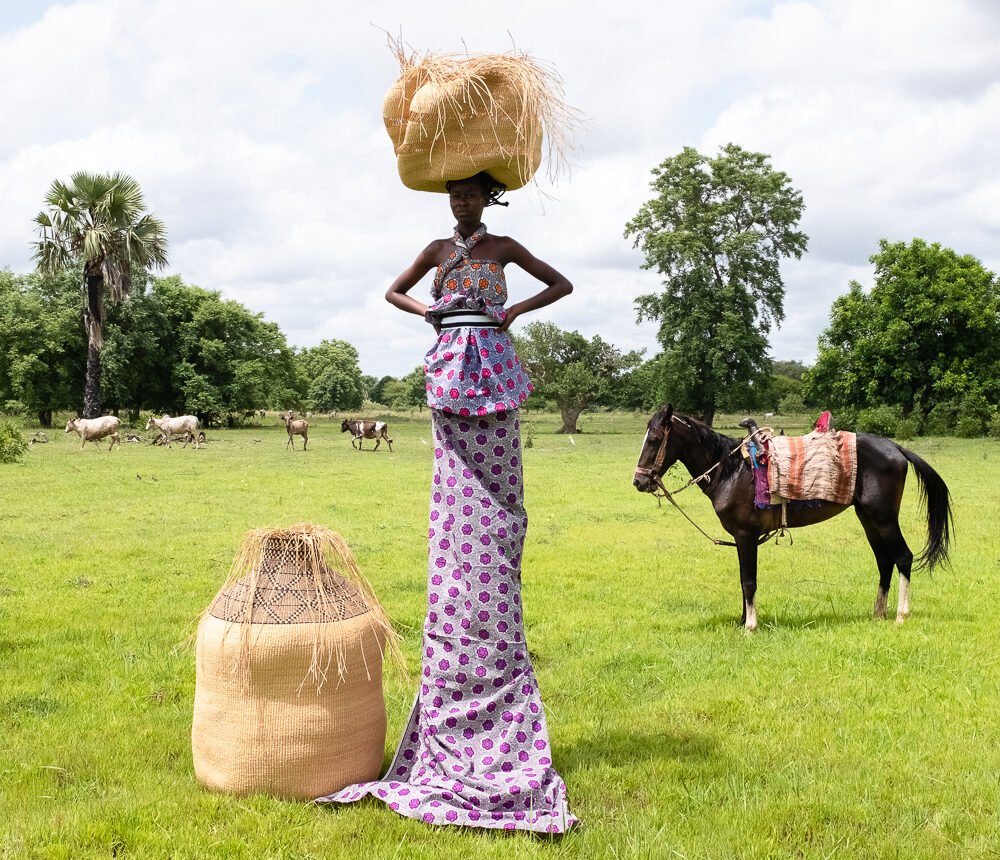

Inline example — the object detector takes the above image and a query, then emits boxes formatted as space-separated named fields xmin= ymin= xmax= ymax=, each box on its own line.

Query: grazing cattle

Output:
xmin=328 ymin=411 xmax=338 ymax=422
xmin=259 ymin=409 xmax=267 ymax=420
xmin=341 ymin=419 xmax=392 ymax=452
xmin=282 ymin=413 xmax=309 ymax=450
xmin=65 ymin=416 xmax=121 ymax=451
xmin=145 ymin=414 xmax=201 ymax=448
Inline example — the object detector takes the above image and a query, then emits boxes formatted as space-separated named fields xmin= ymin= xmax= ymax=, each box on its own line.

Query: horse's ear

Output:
xmin=665 ymin=403 xmax=674 ymax=423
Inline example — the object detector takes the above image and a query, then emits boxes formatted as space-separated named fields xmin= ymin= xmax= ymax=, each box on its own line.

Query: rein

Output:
xmin=635 ymin=422 xmax=783 ymax=548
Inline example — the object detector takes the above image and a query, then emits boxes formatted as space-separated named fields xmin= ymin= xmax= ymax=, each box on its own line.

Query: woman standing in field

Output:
xmin=319 ymin=171 xmax=577 ymax=832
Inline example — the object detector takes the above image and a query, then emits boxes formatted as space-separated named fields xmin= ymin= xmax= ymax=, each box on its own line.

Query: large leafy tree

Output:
xmin=805 ymin=239 xmax=1000 ymax=414
xmin=297 ymin=340 xmax=365 ymax=412
xmin=33 ymin=171 xmax=168 ymax=418
xmin=625 ymin=144 xmax=807 ymax=425
xmin=513 ymin=321 xmax=642 ymax=433
xmin=156 ymin=277 xmax=300 ymax=423
xmin=0 ymin=269 xmax=86 ymax=425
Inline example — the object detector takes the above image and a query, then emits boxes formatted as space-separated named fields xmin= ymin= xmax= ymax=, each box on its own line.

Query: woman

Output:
xmin=320 ymin=172 xmax=577 ymax=832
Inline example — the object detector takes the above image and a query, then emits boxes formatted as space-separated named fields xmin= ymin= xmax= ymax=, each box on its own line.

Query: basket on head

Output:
xmin=192 ymin=524 xmax=404 ymax=801
xmin=382 ymin=41 xmax=579 ymax=193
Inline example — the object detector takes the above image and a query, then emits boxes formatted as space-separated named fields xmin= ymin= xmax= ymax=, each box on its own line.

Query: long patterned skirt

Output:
xmin=318 ymin=408 xmax=576 ymax=833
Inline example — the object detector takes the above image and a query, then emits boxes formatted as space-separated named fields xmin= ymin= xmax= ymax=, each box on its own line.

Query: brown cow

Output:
xmin=341 ymin=419 xmax=392 ymax=452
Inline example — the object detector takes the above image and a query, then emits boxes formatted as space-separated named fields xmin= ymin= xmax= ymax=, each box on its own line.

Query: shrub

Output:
xmin=923 ymin=401 xmax=957 ymax=436
xmin=955 ymin=392 xmax=991 ymax=438
xmin=778 ymin=394 xmax=806 ymax=414
xmin=956 ymin=413 xmax=984 ymax=438
xmin=894 ymin=415 xmax=921 ymax=440
xmin=856 ymin=405 xmax=902 ymax=437
xmin=0 ymin=420 xmax=28 ymax=464
xmin=988 ymin=411 xmax=1000 ymax=439
xmin=831 ymin=406 xmax=859 ymax=432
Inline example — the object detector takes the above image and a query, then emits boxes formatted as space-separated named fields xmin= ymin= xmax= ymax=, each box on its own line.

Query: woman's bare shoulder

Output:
xmin=491 ymin=235 xmax=534 ymax=264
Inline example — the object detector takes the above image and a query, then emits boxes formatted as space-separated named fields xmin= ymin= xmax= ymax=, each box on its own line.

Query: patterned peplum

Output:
xmin=423 ymin=224 xmax=534 ymax=415
xmin=317 ymin=224 xmax=576 ymax=833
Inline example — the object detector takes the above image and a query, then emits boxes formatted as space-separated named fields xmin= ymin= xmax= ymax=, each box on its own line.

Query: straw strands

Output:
xmin=383 ymin=36 xmax=583 ymax=192
xmin=205 ymin=523 xmax=405 ymax=693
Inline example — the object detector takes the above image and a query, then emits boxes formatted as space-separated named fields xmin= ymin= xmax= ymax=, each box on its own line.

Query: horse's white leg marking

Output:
xmin=896 ymin=576 xmax=910 ymax=623
xmin=744 ymin=599 xmax=758 ymax=633
xmin=874 ymin=586 xmax=888 ymax=619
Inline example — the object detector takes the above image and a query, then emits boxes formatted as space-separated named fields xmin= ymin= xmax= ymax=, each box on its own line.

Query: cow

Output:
xmin=341 ymin=419 xmax=393 ymax=452
xmin=145 ymin=414 xmax=201 ymax=448
xmin=65 ymin=416 xmax=121 ymax=451
xmin=282 ymin=413 xmax=309 ymax=450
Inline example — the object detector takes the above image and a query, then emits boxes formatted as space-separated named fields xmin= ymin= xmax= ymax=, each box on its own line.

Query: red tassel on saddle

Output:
xmin=815 ymin=410 xmax=832 ymax=433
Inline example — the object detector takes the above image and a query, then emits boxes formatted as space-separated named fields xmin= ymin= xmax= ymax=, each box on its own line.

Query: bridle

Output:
xmin=634 ymin=416 xmax=785 ymax=548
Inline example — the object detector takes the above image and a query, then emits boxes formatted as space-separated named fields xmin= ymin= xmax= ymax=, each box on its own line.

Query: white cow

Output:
xmin=65 ymin=416 xmax=121 ymax=451
xmin=145 ymin=414 xmax=201 ymax=448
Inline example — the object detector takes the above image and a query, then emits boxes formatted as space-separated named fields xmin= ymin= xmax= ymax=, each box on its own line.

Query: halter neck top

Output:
xmin=423 ymin=224 xmax=533 ymax=415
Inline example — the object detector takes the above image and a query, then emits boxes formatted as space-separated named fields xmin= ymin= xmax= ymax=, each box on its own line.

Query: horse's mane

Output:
xmin=674 ymin=413 xmax=746 ymax=480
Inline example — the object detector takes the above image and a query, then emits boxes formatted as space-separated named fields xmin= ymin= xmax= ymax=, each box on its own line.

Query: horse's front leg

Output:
xmin=736 ymin=534 xmax=759 ymax=632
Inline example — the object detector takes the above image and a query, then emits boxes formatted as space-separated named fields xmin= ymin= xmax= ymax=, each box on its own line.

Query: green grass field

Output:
xmin=2 ymin=411 xmax=999 ymax=859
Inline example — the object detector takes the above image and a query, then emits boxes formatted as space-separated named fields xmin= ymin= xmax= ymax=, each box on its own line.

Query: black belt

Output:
xmin=437 ymin=311 xmax=500 ymax=329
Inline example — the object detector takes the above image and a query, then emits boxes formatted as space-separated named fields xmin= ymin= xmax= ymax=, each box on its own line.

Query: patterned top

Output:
xmin=424 ymin=224 xmax=534 ymax=415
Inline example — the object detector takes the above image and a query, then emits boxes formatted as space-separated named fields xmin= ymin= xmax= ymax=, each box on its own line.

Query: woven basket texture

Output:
xmin=192 ymin=535 xmax=387 ymax=800
xmin=384 ymin=69 xmax=542 ymax=193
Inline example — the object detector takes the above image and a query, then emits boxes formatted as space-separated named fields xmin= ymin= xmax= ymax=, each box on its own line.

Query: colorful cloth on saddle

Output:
xmin=424 ymin=224 xmax=534 ymax=415
xmin=319 ymin=410 xmax=576 ymax=833
xmin=767 ymin=430 xmax=857 ymax=505
xmin=752 ymin=465 xmax=770 ymax=507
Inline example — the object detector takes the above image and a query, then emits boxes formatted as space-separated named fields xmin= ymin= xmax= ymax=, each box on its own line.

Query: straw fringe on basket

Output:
xmin=200 ymin=523 xmax=405 ymax=693
xmin=383 ymin=36 xmax=582 ymax=192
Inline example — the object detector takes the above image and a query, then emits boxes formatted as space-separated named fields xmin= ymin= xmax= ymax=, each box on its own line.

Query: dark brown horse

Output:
xmin=633 ymin=406 xmax=952 ymax=631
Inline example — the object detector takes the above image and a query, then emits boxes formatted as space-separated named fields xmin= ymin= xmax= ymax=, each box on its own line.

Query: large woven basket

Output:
xmin=381 ymin=42 xmax=581 ymax=194
xmin=384 ymin=65 xmax=543 ymax=193
xmin=192 ymin=527 xmax=397 ymax=800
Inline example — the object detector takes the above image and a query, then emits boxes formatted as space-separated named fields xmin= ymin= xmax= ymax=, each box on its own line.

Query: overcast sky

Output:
xmin=2 ymin=0 xmax=998 ymax=378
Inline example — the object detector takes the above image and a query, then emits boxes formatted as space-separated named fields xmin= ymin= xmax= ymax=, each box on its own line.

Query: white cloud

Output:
xmin=2 ymin=0 xmax=998 ymax=377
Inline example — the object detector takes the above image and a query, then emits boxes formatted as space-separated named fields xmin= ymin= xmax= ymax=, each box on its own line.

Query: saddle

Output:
xmin=739 ymin=413 xmax=857 ymax=509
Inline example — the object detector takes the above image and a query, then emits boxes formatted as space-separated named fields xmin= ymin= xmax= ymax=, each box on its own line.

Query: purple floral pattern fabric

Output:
xmin=318 ymin=409 xmax=576 ymax=833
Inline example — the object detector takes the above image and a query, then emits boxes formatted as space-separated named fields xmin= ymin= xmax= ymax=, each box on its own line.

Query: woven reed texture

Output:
xmin=193 ymin=612 xmax=386 ymax=800
xmin=192 ymin=531 xmax=389 ymax=800
xmin=207 ymin=536 xmax=370 ymax=624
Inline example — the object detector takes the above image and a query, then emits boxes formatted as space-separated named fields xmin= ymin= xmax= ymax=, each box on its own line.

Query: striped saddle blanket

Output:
xmin=766 ymin=430 xmax=857 ymax=505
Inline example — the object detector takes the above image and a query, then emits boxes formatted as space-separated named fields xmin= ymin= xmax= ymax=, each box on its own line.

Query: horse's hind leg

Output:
xmin=857 ymin=506 xmax=914 ymax=622
xmin=856 ymin=507 xmax=895 ymax=619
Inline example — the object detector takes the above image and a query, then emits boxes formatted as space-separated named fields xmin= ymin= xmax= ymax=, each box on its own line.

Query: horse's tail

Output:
xmin=897 ymin=444 xmax=953 ymax=570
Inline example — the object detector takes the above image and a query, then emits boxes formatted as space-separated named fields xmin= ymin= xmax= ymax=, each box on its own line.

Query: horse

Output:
xmin=633 ymin=405 xmax=952 ymax=631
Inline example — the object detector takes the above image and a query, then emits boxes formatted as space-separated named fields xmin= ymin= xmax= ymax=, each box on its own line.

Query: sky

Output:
xmin=1 ymin=0 xmax=998 ymax=378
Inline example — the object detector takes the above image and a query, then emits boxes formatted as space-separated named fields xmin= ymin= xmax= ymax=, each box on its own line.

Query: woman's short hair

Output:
xmin=446 ymin=171 xmax=509 ymax=207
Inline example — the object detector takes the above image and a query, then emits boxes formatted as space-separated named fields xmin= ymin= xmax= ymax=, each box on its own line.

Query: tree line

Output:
xmin=0 ymin=269 xmax=366 ymax=426
xmin=7 ymin=158 xmax=999 ymax=438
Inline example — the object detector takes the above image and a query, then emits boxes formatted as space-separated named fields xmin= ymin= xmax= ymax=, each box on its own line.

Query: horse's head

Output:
xmin=633 ymin=404 xmax=683 ymax=493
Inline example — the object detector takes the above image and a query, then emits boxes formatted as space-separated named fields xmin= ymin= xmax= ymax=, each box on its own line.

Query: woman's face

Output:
xmin=448 ymin=179 xmax=486 ymax=226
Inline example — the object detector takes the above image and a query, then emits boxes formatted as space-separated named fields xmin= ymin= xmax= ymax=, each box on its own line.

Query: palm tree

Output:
xmin=34 ymin=171 xmax=168 ymax=418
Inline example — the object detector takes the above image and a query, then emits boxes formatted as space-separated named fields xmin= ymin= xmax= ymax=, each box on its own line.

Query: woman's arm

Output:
xmin=385 ymin=242 xmax=440 ymax=317
xmin=497 ymin=239 xmax=573 ymax=333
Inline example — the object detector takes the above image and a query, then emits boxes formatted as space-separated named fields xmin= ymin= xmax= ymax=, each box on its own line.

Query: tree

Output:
xmin=297 ymin=340 xmax=364 ymax=412
xmin=33 ymin=172 xmax=168 ymax=418
xmin=0 ymin=269 xmax=86 ymax=425
xmin=513 ymin=321 xmax=642 ymax=433
xmin=805 ymin=239 xmax=1000 ymax=415
xmin=625 ymin=144 xmax=807 ymax=425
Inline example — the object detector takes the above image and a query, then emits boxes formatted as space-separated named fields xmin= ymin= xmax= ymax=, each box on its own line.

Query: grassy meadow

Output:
xmin=1 ymin=410 xmax=999 ymax=859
